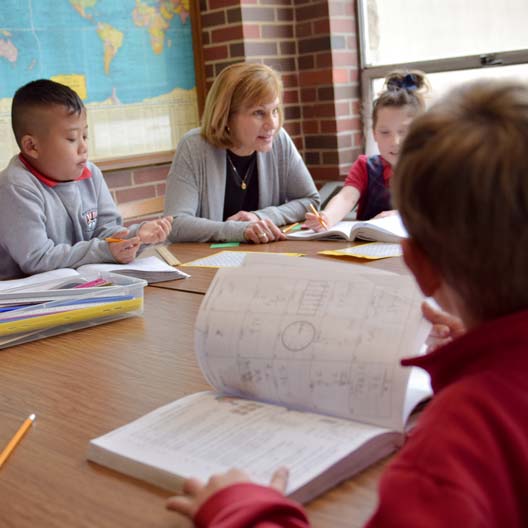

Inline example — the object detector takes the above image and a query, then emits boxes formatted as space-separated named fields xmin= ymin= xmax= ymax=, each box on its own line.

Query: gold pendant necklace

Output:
xmin=227 ymin=152 xmax=256 ymax=190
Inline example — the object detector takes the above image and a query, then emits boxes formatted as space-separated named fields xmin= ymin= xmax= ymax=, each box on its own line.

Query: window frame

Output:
xmin=357 ymin=2 xmax=528 ymax=150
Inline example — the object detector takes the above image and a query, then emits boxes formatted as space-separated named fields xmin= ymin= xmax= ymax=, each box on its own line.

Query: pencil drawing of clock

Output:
xmin=281 ymin=321 xmax=316 ymax=352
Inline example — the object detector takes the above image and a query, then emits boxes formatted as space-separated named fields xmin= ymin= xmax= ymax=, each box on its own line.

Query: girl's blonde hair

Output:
xmin=372 ymin=70 xmax=430 ymax=127
xmin=201 ymin=62 xmax=284 ymax=149
xmin=393 ymin=80 xmax=528 ymax=320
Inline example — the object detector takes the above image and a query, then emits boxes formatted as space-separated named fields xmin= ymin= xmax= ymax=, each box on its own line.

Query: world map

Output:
xmin=0 ymin=0 xmax=199 ymax=166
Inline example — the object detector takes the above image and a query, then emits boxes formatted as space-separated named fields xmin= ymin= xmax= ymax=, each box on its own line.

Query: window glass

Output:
xmin=365 ymin=64 xmax=528 ymax=155
xmin=362 ymin=0 xmax=528 ymax=66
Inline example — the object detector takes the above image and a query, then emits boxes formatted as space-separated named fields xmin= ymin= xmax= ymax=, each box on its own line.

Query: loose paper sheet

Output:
xmin=319 ymin=243 xmax=403 ymax=260
xmin=181 ymin=251 xmax=304 ymax=268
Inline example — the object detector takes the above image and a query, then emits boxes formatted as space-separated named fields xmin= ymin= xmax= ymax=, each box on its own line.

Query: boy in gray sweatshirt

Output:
xmin=0 ymin=79 xmax=172 ymax=280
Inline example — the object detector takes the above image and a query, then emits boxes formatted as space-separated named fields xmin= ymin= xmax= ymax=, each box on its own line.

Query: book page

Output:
xmin=403 ymin=365 xmax=432 ymax=422
xmin=287 ymin=215 xmax=407 ymax=242
xmin=353 ymin=215 xmax=407 ymax=242
xmin=0 ymin=268 xmax=81 ymax=292
xmin=286 ymin=221 xmax=355 ymax=240
xmin=195 ymin=259 xmax=430 ymax=431
xmin=78 ymin=256 xmax=190 ymax=282
xmin=88 ymin=391 xmax=395 ymax=501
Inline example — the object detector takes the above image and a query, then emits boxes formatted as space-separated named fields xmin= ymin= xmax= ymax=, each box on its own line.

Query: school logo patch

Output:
xmin=84 ymin=208 xmax=98 ymax=230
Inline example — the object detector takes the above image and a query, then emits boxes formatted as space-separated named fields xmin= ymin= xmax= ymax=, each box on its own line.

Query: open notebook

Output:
xmin=74 ymin=256 xmax=189 ymax=283
xmin=287 ymin=214 xmax=407 ymax=242
xmin=87 ymin=255 xmax=431 ymax=504
xmin=0 ymin=256 xmax=189 ymax=288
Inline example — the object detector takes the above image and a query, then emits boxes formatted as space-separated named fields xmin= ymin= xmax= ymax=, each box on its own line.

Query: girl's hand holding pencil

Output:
xmin=305 ymin=204 xmax=330 ymax=232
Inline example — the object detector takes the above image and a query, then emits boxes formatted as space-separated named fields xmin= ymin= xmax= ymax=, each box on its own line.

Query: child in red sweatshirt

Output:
xmin=167 ymin=79 xmax=528 ymax=528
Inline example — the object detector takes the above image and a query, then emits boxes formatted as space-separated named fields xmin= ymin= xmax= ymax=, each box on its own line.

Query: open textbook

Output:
xmin=287 ymin=214 xmax=407 ymax=242
xmin=87 ymin=255 xmax=431 ymax=503
xmin=0 ymin=256 xmax=188 ymax=289
xmin=74 ymin=256 xmax=189 ymax=283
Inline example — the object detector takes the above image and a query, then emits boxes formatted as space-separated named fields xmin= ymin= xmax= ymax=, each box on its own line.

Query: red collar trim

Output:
xmin=18 ymin=153 xmax=92 ymax=187
xmin=402 ymin=309 xmax=528 ymax=393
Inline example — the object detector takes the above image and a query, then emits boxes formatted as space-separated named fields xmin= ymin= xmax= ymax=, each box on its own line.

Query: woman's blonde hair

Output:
xmin=201 ymin=62 xmax=284 ymax=149
xmin=393 ymin=80 xmax=528 ymax=320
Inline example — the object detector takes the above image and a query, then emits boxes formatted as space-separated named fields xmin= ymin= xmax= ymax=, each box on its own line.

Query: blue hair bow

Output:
xmin=388 ymin=73 xmax=417 ymax=92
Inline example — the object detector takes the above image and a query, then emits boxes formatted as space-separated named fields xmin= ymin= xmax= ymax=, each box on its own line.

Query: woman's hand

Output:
xmin=244 ymin=218 xmax=286 ymax=244
xmin=304 ymin=211 xmax=330 ymax=232
xmin=422 ymin=301 xmax=466 ymax=352
xmin=227 ymin=211 xmax=260 ymax=222
xmin=137 ymin=216 xmax=173 ymax=244
xmin=166 ymin=467 xmax=289 ymax=520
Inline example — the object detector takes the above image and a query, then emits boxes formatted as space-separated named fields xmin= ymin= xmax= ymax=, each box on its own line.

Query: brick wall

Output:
xmin=109 ymin=0 xmax=362 ymax=219
xmin=199 ymin=0 xmax=361 ymax=183
xmin=105 ymin=162 xmax=171 ymax=225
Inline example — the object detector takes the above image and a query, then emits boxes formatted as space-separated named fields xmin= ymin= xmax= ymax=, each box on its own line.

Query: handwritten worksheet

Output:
xmin=195 ymin=256 xmax=429 ymax=431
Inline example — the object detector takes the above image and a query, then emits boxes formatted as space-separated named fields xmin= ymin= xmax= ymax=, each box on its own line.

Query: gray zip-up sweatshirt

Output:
xmin=0 ymin=156 xmax=139 ymax=280
xmin=164 ymin=127 xmax=320 ymax=242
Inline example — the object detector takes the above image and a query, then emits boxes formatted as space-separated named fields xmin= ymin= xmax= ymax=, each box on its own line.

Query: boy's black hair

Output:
xmin=11 ymin=79 xmax=85 ymax=145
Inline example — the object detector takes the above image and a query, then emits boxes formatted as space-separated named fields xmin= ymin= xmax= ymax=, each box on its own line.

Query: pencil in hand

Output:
xmin=105 ymin=237 xmax=124 ymax=243
xmin=0 ymin=413 xmax=36 ymax=468
xmin=309 ymin=204 xmax=329 ymax=230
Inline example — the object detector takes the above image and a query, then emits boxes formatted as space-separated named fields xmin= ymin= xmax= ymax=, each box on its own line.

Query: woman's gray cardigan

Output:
xmin=164 ymin=127 xmax=320 ymax=242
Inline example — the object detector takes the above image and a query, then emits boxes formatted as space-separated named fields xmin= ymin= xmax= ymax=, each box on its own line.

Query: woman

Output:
xmin=164 ymin=62 xmax=320 ymax=244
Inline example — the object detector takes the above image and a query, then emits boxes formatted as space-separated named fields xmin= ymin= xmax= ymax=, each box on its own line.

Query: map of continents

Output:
xmin=0 ymin=0 xmax=198 ymax=166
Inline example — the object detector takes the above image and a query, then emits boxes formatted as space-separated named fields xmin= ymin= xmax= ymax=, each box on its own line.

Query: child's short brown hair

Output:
xmin=393 ymin=80 xmax=528 ymax=321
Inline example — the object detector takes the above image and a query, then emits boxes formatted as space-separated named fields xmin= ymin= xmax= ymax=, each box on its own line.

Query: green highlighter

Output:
xmin=210 ymin=242 xmax=241 ymax=248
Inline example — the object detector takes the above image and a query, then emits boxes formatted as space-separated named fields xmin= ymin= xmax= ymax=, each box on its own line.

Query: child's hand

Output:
xmin=166 ymin=467 xmax=289 ymax=519
xmin=137 ymin=216 xmax=173 ymax=244
xmin=304 ymin=211 xmax=330 ymax=232
xmin=373 ymin=209 xmax=397 ymax=219
xmin=226 ymin=210 xmax=259 ymax=222
xmin=244 ymin=218 xmax=286 ymax=244
xmin=422 ymin=300 xmax=466 ymax=352
xmin=108 ymin=236 xmax=141 ymax=263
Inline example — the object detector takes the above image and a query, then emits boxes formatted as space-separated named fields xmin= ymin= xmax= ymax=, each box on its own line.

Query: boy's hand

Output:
xmin=244 ymin=218 xmax=285 ymax=244
xmin=227 ymin=210 xmax=259 ymax=222
xmin=304 ymin=211 xmax=330 ymax=232
xmin=137 ymin=216 xmax=173 ymax=244
xmin=108 ymin=236 xmax=141 ymax=264
xmin=422 ymin=301 xmax=466 ymax=352
xmin=166 ymin=467 xmax=289 ymax=519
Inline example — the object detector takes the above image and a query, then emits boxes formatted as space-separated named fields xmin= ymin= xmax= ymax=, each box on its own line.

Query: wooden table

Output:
xmin=0 ymin=284 xmax=387 ymax=527
xmin=153 ymin=240 xmax=408 ymax=294
xmin=0 ymin=288 xmax=204 ymax=527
